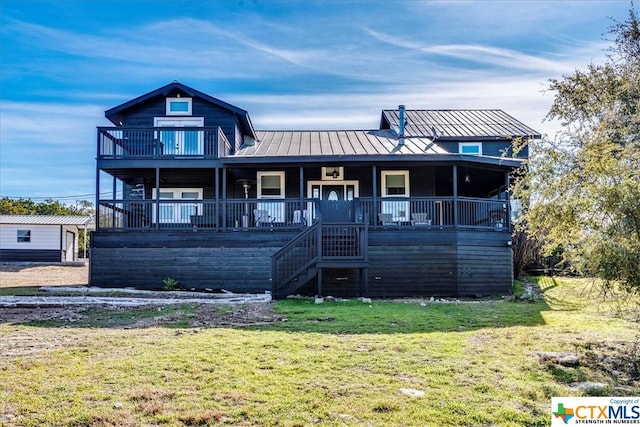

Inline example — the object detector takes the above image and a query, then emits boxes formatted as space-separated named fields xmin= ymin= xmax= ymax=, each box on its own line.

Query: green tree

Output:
xmin=516 ymin=5 xmax=640 ymax=293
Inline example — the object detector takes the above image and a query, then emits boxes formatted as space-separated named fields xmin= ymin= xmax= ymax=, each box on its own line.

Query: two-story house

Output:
xmin=92 ymin=81 xmax=540 ymax=298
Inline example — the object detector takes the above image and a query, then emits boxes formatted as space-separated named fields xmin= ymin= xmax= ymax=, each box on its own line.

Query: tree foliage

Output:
xmin=0 ymin=197 xmax=94 ymax=216
xmin=515 ymin=4 xmax=640 ymax=293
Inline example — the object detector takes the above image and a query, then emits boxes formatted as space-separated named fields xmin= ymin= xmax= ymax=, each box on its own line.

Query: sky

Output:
xmin=0 ymin=0 xmax=633 ymax=203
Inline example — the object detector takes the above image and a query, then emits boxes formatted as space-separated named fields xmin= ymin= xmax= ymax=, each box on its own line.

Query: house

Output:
xmin=92 ymin=81 xmax=540 ymax=298
xmin=0 ymin=215 xmax=94 ymax=263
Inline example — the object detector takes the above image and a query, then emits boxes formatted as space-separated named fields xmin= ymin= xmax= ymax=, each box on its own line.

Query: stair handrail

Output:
xmin=271 ymin=217 xmax=322 ymax=295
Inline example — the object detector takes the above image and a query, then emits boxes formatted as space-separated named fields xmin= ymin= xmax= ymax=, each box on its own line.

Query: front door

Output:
xmin=320 ymin=185 xmax=352 ymax=222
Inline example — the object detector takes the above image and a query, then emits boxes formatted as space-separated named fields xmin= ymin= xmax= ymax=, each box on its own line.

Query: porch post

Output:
xmin=111 ymin=175 xmax=116 ymax=229
xmin=452 ymin=165 xmax=459 ymax=229
xmin=215 ymin=166 xmax=220 ymax=232
xmin=299 ymin=166 xmax=304 ymax=226
xmin=155 ymin=168 xmax=160 ymax=230
xmin=95 ymin=165 xmax=100 ymax=230
xmin=505 ymin=171 xmax=511 ymax=232
xmin=372 ymin=165 xmax=377 ymax=229
xmin=222 ymin=167 xmax=227 ymax=231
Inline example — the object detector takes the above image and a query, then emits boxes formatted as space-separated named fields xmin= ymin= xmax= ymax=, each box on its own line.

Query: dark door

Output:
xmin=320 ymin=186 xmax=353 ymax=222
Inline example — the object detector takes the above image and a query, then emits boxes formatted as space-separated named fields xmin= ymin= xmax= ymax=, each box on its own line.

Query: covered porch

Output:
xmin=96 ymin=161 xmax=515 ymax=233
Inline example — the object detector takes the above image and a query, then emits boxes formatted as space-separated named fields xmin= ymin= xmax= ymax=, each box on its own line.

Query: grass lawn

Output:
xmin=1 ymin=277 xmax=638 ymax=426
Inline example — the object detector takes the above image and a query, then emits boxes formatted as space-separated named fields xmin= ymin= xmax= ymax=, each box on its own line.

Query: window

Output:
xmin=152 ymin=188 xmax=202 ymax=223
xmin=257 ymin=172 xmax=285 ymax=198
xmin=17 ymin=230 xmax=31 ymax=242
xmin=322 ymin=166 xmax=343 ymax=180
xmin=166 ymin=97 xmax=192 ymax=115
xmin=381 ymin=171 xmax=410 ymax=197
xmin=459 ymin=142 xmax=482 ymax=155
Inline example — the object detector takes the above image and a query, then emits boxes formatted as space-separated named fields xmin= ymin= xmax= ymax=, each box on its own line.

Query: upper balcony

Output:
xmin=97 ymin=127 xmax=230 ymax=159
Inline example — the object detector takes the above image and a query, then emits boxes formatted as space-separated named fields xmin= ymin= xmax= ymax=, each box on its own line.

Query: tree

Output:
xmin=515 ymin=4 xmax=640 ymax=293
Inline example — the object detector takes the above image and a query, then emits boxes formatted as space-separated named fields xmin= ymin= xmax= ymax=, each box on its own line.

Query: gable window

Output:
xmin=459 ymin=142 xmax=482 ymax=155
xmin=166 ymin=97 xmax=192 ymax=116
xmin=381 ymin=171 xmax=410 ymax=197
xmin=17 ymin=230 xmax=31 ymax=242
xmin=257 ymin=172 xmax=285 ymax=198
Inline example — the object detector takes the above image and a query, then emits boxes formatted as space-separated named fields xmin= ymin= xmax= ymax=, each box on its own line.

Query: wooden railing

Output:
xmin=97 ymin=197 xmax=508 ymax=231
xmin=271 ymin=219 xmax=368 ymax=297
xmin=97 ymin=127 xmax=229 ymax=159
xmin=271 ymin=221 xmax=321 ymax=295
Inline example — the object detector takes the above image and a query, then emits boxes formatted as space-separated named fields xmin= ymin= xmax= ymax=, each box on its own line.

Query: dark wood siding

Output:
xmin=91 ymin=229 xmax=513 ymax=297
xmin=0 ymin=249 xmax=61 ymax=263
xmin=90 ymin=231 xmax=299 ymax=292
xmin=119 ymin=96 xmax=240 ymax=148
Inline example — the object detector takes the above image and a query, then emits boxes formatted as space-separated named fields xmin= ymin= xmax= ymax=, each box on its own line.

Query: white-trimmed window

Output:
xmin=166 ymin=97 xmax=192 ymax=115
xmin=459 ymin=142 xmax=482 ymax=155
xmin=381 ymin=171 xmax=410 ymax=222
xmin=257 ymin=171 xmax=285 ymax=199
xmin=152 ymin=188 xmax=203 ymax=223
xmin=17 ymin=230 xmax=31 ymax=243
xmin=322 ymin=166 xmax=344 ymax=180
xmin=381 ymin=171 xmax=410 ymax=197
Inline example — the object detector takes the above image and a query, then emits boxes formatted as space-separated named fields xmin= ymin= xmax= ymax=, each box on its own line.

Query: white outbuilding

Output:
xmin=0 ymin=215 xmax=94 ymax=263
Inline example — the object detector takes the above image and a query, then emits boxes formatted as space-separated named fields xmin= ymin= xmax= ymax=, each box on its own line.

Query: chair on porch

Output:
xmin=292 ymin=209 xmax=308 ymax=226
xmin=411 ymin=213 xmax=432 ymax=226
xmin=378 ymin=213 xmax=398 ymax=226
xmin=253 ymin=209 xmax=273 ymax=227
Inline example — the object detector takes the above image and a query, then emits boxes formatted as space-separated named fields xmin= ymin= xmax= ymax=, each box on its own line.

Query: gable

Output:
xmin=105 ymin=81 xmax=256 ymax=139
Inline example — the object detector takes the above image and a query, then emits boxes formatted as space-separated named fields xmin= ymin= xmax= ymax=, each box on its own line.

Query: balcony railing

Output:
xmin=97 ymin=197 xmax=509 ymax=232
xmin=97 ymin=127 xmax=230 ymax=159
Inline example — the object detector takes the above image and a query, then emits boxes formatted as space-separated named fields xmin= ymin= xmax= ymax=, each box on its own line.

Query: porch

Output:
xmin=97 ymin=196 xmax=510 ymax=233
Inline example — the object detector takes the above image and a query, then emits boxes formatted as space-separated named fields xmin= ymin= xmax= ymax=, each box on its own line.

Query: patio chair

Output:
xmin=411 ymin=213 xmax=432 ymax=226
xmin=292 ymin=209 xmax=308 ymax=226
xmin=378 ymin=213 xmax=398 ymax=226
xmin=253 ymin=209 xmax=272 ymax=226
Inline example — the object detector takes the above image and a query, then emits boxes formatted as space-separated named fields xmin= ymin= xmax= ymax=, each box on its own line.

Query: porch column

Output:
xmin=215 ymin=166 xmax=220 ymax=232
xmin=222 ymin=167 xmax=227 ymax=231
xmin=95 ymin=165 xmax=100 ymax=230
xmin=299 ymin=166 xmax=304 ymax=222
xmin=155 ymin=168 xmax=160 ymax=230
xmin=111 ymin=175 xmax=116 ymax=229
xmin=372 ymin=165 xmax=377 ymax=229
xmin=452 ymin=165 xmax=459 ymax=229
xmin=505 ymin=171 xmax=511 ymax=232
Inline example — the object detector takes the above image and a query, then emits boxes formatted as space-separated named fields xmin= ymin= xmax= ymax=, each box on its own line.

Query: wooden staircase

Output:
xmin=271 ymin=219 xmax=369 ymax=299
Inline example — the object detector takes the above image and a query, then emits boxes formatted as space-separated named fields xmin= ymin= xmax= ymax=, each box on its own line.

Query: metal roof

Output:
xmin=236 ymin=130 xmax=448 ymax=157
xmin=0 ymin=215 xmax=95 ymax=227
xmin=381 ymin=109 xmax=541 ymax=139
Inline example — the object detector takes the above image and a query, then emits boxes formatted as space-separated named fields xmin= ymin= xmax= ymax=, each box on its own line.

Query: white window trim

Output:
xmin=257 ymin=171 xmax=285 ymax=199
xmin=166 ymin=97 xmax=192 ymax=116
xmin=459 ymin=142 xmax=483 ymax=155
xmin=381 ymin=170 xmax=410 ymax=197
xmin=321 ymin=166 xmax=344 ymax=181
xmin=151 ymin=188 xmax=203 ymax=224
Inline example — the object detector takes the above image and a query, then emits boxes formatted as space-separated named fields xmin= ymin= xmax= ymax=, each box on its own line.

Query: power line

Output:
xmin=2 ymin=191 xmax=122 ymax=201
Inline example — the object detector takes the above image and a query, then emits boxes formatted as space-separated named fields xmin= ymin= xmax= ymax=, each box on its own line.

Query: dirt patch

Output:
xmin=0 ymin=264 xmax=88 ymax=287
xmin=0 ymin=302 xmax=283 ymax=329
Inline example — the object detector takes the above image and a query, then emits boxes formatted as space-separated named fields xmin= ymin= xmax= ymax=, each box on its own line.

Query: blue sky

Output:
xmin=0 ymin=0 xmax=632 ymax=203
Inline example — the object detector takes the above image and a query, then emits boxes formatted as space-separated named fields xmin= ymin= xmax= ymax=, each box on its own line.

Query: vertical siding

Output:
xmin=0 ymin=224 xmax=61 ymax=250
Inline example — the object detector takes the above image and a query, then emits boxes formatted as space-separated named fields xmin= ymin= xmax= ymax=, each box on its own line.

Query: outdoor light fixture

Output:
xmin=464 ymin=173 xmax=471 ymax=183
xmin=332 ymin=169 xmax=339 ymax=179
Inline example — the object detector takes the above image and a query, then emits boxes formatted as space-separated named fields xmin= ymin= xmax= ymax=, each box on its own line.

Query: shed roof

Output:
xmin=0 ymin=215 xmax=95 ymax=228
xmin=380 ymin=109 xmax=541 ymax=140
